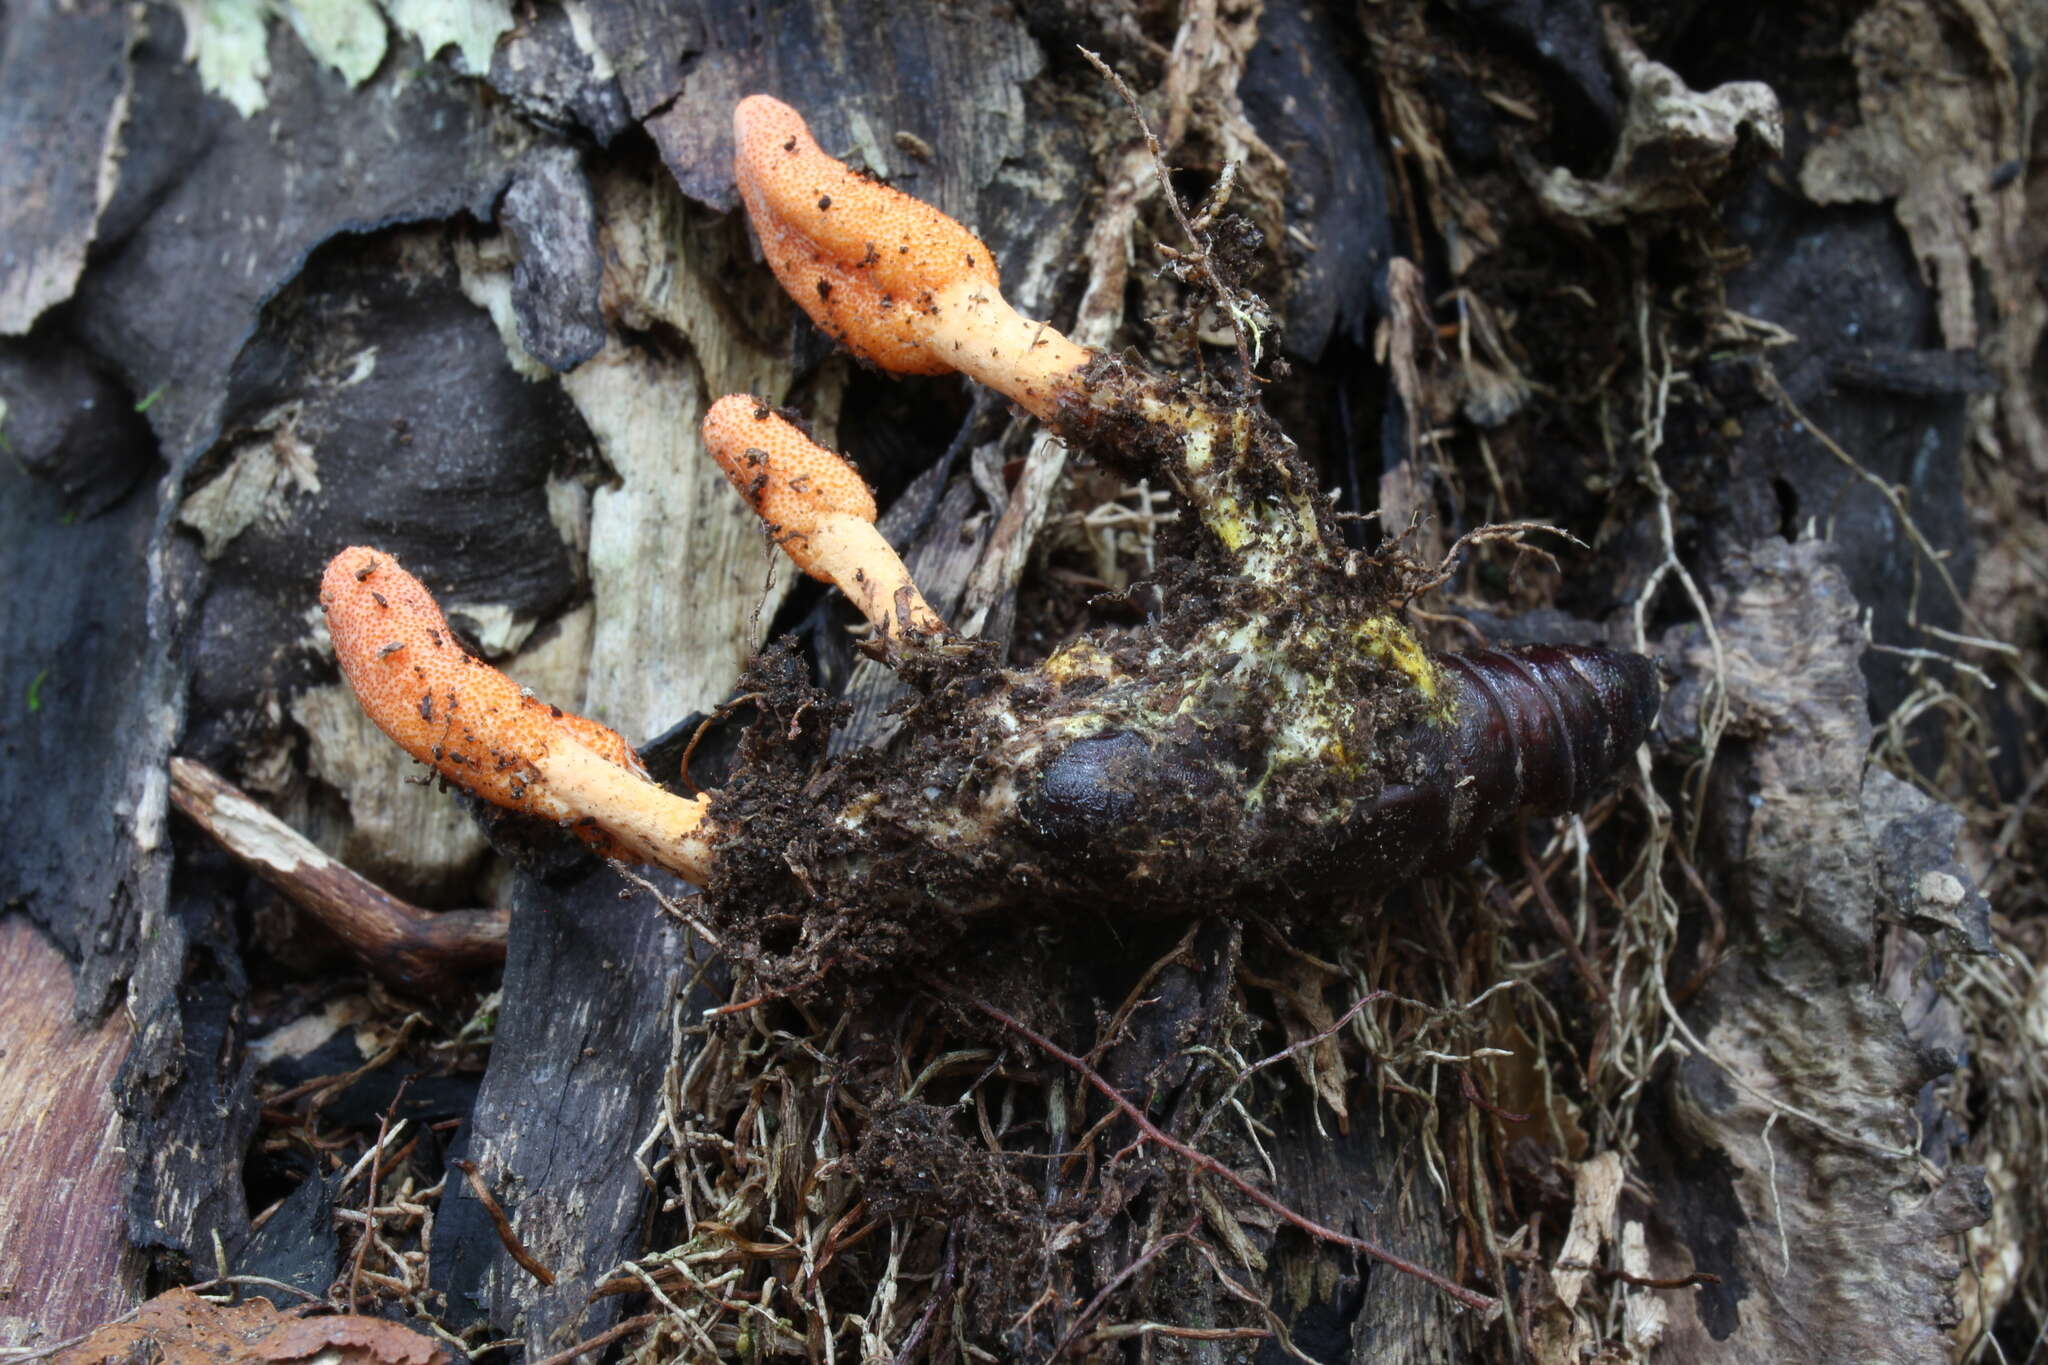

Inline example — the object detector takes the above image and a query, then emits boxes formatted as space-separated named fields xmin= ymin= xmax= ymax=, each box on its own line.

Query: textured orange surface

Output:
xmin=319 ymin=548 xmax=644 ymax=821
xmin=702 ymin=396 xmax=877 ymax=580
xmin=733 ymin=94 xmax=998 ymax=374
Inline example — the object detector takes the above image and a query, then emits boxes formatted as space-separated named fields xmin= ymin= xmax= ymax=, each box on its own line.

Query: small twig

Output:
xmin=266 ymin=1014 xmax=423 ymax=1108
xmin=1084 ymin=922 xmax=1198 ymax=1070
xmin=1402 ymin=521 xmax=1579 ymax=604
xmin=676 ymin=693 xmax=765 ymax=796
xmin=889 ymin=1228 xmax=957 ymax=1365
xmin=1518 ymin=828 xmax=1611 ymax=1007
xmin=169 ymin=756 xmax=506 ymax=995
xmin=805 ymin=1200 xmax=873 ymax=1290
xmin=943 ymin=983 xmax=1500 ymax=1317
xmin=1594 ymin=1265 xmax=1722 ymax=1290
xmin=1090 ymin=1322 xmax=1270 ymax=1343
xmin=1759 ymin=361 xmax=2044 ymax=713
xmin=1864 ymin=639 xmax=1997 ymax=690
xmin=526 ymin=1312 xmax=658 ymax=1365
xmin=1667 ymin=841 xmax=1729 ymax=1005
xmin=1458 ymin=1067 xmax=1530 ymax=1125
xmin=1077 ymin=46 xmax=1258 ymax=383
xmin=1406 ymin=604 xmax=1489 ymax=646
xmin=615 ymin=865 xmax=723 ymax=950
xmin=453 ymin=1159 xmax=556 ymax=1286
xmin=210 ymin=1275 xmax=329 ymax=1304
xmin=1192 ymin=987 xmax=1390 ymax=1145
xmin=1046 ymin=1220 xmax=1199 ymax=1361
xmin=346 ymin=1081 xmax=410 ymax=1310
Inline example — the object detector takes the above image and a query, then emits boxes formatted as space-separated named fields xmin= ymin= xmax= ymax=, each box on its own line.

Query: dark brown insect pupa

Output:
xmin=1349 ymin=645 xmax=1661 ymax=884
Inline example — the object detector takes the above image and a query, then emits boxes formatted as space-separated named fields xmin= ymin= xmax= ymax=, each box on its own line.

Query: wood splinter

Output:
xmin=168 ymin=756 xmax=508 ymax=996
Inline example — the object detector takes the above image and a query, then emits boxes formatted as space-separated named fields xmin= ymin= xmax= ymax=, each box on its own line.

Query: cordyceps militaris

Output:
xmin=319 ymin=97 xmax=1661 ymax=971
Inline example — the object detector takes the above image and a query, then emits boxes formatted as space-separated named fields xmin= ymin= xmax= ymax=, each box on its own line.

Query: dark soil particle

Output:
xmin=852 ymin=1099 xmax=1044 ymax=1329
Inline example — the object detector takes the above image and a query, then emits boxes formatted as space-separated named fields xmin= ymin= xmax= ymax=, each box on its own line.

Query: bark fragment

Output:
xmin=1645 ymin=539 xmax=1988 ymax=1361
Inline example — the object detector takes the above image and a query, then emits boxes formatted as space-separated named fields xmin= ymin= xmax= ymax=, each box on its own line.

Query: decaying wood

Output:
xmin=72 ymin=18 xmax=529 ymax=471
xmin=428 ymin=867 xmax=709 ymax=1357
xmin=1261 ymin=1091 xmax=1456 ymax=1364
xmin=0 ymin=417 xmax=169 ymax=1020
xmin=1644 ymin=540 xmax=1991 ymax=1361
xmin=455 ymin=159 xmax=808 ymax=740
xmin=0 ymin=0 xmax=130 ymax=335
xmin=0 ymin=917 xmax=138 ymax=1345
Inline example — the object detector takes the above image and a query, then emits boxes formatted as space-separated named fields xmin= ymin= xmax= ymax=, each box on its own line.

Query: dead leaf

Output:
xmin=1487 ymin=1012 xmax=1589 ymax=1160
xmin=1239 ymin=949 xmax=1355 ymax=1129
xmin=258 ymin=1314 xmax=449 ymax=1365
xmin=51 ymin=1288 xmax=449 ymax=1365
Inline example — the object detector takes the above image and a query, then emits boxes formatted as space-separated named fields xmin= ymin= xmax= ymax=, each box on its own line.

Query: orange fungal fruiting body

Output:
xmin=700 ymin=397 xmax=947 ymax=640
xmin=701 ymin=396 xmax=877 ymax=579
xmin=733 ymin=94 xmax=999 ymax=376
xmin=320 ymin=548 xmax=639 ymax=806
xmin=732 ymin=96 xmax=1091 ymax=420
xmin=320 ymin=548 xmax=716 ymax=879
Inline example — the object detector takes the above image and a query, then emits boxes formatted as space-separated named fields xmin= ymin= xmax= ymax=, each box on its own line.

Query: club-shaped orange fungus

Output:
xmin=702 ymin=396 xmax=946 ymax=640
xmin=732 ymin=94 xmax=1089 ymax=419
xmin=320 ymin=547 xmax=715 ymax=882
xmin=701 ymin=395 xmax=876 ymax=566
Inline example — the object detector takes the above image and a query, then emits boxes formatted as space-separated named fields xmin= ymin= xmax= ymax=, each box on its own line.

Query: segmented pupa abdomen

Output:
xmin=1434 ymin=646 xmax=1660 ymax=816
xmin=1351 ymin=645 xmax=1661 ymax=882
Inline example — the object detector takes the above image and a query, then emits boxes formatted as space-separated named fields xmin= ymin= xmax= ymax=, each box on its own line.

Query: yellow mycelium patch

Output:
xmin=1254 ymin=626 xmax=1360 ymax=790
xmin=1228 ymin=613 xmax=1448 ymax=801
xmin=1356 ymin=615 xmax=1443 ymax=711
xmin=1022 ymin=605 xmax=1448 ymax=814
xmin=1116 ymin=391 xmax=1321 ymax=572
xmin=1042 ymin=638 xmax=1121 ymax=688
